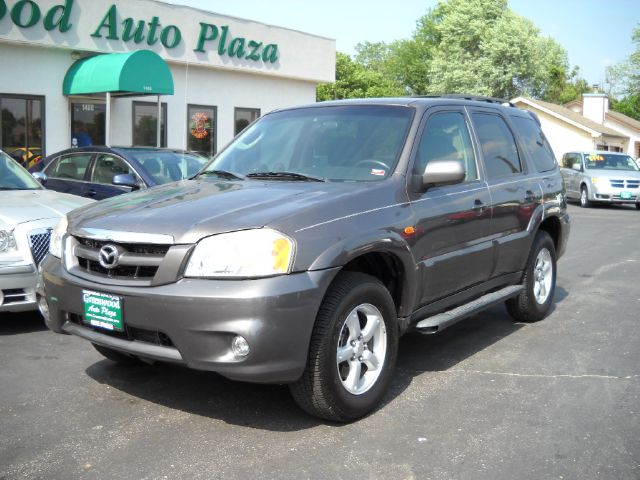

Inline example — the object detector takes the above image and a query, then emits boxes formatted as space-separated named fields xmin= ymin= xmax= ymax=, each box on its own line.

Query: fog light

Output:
xmin=38 ymin=295 xmax=50 ymax=321
xmin=231 ymin=335 xmax=250 ymax=358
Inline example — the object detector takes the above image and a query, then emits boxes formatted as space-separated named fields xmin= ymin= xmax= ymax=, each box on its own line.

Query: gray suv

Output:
xmin=38 ymin=96 xmax=570 ymax=422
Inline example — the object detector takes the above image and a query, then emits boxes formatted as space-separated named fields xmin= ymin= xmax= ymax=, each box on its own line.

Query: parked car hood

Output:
xmin=0 ymin=189 xmax=94 ymax=229
xmin=68 ymin=179 xmax=384 ymax=244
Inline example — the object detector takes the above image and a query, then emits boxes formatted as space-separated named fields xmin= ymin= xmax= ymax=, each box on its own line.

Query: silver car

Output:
xmin=560 ymin=151 xmax=640 ymax=209
xmin=0 ymin=151 xmax=93 ymax=313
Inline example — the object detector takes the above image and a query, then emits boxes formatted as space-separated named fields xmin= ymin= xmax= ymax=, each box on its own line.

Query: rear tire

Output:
xmin=92 ymin=343 xmax=141 ymax=364
xmin=289 ymin=272 xmax=398 ymax=422
xmin=506 ymin=231 xmax=557 ymax=323
xmin=635 ymin=203 xmax=640 ymax=210
xmin=580 ymin=186 xmax=592 ymax=208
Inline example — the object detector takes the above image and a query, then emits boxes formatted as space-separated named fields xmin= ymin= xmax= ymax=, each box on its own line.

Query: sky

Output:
xmin=168 ymin=0 xmax=638 ymax=88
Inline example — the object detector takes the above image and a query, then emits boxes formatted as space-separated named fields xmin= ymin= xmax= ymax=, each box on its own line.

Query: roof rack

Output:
xmin=441 ymin=94 xmax=514 ymax=107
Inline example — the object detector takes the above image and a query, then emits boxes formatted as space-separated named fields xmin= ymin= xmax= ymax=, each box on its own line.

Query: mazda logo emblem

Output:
xmin=98 ymin=244 xmax=120 ymax=269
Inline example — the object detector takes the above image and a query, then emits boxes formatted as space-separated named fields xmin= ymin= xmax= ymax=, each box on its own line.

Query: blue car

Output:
xmin=31 ymin=147 xmax=207 ymax=200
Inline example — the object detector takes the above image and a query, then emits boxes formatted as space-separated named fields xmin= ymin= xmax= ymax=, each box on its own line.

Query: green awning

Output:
xmin=63 ymin=50 xmax=174 ymax=96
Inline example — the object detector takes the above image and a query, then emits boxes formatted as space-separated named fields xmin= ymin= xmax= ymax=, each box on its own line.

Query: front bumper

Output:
xmin=38 ymin=255 xmax=339 ymax=383
xmin=0 ymin=265 xmax=37 ymax=312
xmin=591 ymin=184 xmax=639 ymax=204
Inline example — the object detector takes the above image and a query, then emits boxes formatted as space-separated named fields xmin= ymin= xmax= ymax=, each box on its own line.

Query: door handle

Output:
xmin=524 ymin=190 xmax=537 ymax=202
xmin=473 ymin=199 xmax=486 ymax=215
xmin=85 ymin=189 xmax=97 ymax=197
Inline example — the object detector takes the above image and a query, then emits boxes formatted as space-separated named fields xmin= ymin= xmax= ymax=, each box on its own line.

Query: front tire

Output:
xmin=506 ymin=231 xmax=557 ymax=323
xmin=580 ymin=186 xmax=592 ymax=208
xmin=289 ymin=272 xmax=398 ymax=422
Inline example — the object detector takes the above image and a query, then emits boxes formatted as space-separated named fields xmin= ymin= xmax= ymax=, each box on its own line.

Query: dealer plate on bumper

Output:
xmin=82 ymin=290 xmax=124 ymax=332
xmin=620 ymin=191 xmax=633 ymax=199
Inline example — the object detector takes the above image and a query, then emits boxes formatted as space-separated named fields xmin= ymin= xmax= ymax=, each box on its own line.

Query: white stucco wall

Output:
xmin=0 ymin=43 xmax=72 ymax=153
xmin=604 ymin=118 xmax=640 ymax=158
xmin=0 ymin=0 xmax=335 ymax=155
xmin=0 ymin=0 xmax=335 ymax=83
xmin=0 ymin=41 xmax=319 ymax=154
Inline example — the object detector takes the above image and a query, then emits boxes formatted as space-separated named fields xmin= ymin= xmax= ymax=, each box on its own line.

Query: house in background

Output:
xmin=512 ymin=93 xmax=640 ymax=161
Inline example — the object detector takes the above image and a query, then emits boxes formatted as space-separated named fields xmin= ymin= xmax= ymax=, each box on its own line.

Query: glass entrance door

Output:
xmin=71 ymin=102 xmax=105 ymax=147
xmin=0 ymin=95 xmax=44 ymax=168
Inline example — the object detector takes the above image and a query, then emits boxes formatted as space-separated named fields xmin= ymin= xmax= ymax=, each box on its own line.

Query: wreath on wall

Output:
xmin=190 ymin=112 xmax=211 ymax=139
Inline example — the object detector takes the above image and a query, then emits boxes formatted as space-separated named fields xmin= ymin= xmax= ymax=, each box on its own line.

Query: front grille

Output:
xmin=1 ymin=288 xmax=28 ymax=304
xmin=77 ymin=258 xmax=159 ymax=278
xmin=610 ymin=179 xmax=640 ymax=189
xmin=73 ymin=236 xmax=170 ymax=280
xmin=77 ymin=238 xmax=171 ymax=255
xmin=29 ymin=229 xmax=52 ymax=266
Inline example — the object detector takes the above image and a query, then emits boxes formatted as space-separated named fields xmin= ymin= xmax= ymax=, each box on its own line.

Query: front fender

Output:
xmin=308 ymin=230 xmax=419 ymax=318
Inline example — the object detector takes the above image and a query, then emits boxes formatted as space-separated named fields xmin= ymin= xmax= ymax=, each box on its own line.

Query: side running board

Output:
xmin=414 ymin=285 xmax=523 ymax=334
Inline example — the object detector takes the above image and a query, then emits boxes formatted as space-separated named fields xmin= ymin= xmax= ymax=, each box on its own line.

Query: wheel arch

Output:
xmin=309 ymin=234 xmax=418 ymax=319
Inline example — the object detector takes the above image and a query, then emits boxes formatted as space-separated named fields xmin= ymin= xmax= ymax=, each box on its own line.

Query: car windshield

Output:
xmin=126 ymin=151 xmax=208 ymax=184
xmin=584 ymin=153 xmax=639 ymax=171
xmin=201 ymin=105 xmax=414 ymax=182
xmin=0 ymin=151 xmax=42 ymax=190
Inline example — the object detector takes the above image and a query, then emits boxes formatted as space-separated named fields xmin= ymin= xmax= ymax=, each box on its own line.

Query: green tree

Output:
xmin=316 ymin=52 xmax=403 ymax=101
xmin=416 ymin=0 xmax=573 ymax=98
xmin=607 ymin=24 xmax=640 ymax=120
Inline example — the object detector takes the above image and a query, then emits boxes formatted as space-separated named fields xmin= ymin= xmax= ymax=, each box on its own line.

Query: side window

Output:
xmin=46 ymin=154 xmax=92 ymax=181
xmin=91 ymin=155 xmax=138 ymax=185
xmin=511 ymin=116 xmax=557 ymax=172
xmin=413 ymin=111 xmax=478 ymax=181
xmin=472 ymin=113 xmax=522 ymax=179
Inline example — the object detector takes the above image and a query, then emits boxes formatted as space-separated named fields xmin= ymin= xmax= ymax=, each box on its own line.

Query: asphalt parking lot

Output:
xmin=1 ymin=203 xmax=639 ymax=480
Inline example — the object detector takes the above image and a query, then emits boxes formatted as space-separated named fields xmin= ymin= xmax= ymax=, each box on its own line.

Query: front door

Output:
xmin=409 ymin=108 xmax=493 ymax=306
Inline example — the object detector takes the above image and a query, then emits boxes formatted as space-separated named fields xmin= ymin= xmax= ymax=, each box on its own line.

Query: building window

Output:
xmin=187 ymin=105 xmax=217 ymax=156
xmin=71 ymin=102 xmax=105 ymax=147
xmin=133 ymin=101 xmax=167 ymax=147
xmin=0 ymin=94 xmax=45 ymax=168
xmin=234 ymin=108 xmax=260 ymax=136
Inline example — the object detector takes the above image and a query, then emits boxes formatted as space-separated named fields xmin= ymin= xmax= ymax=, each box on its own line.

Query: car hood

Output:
xmin=584 ymin=169 xmax=640 ymax=180
xmin=0 ymin=189 xmax=94 ymax=229
xmin=68 ymin=179 xmax=378 ymax=244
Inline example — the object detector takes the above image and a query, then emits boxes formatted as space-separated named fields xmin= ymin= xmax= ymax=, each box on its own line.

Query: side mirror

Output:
xmin=422 ymin=160 xmax=466 ymax=189
xmin=31 ymin=171 xmax=47 ymax=185
xmin=572 ymin=163 xmax=582 ymax=171
xmin=112 ymin=173 xmax=139 ymax=190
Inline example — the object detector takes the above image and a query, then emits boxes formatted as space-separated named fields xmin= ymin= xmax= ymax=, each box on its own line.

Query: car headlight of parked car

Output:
xmin=184 ymin=228 xmax=295 ymax=278
xmin=0 ymin=229 xmax=16 ymax=252
xmin=49 ymin=216 xmax=68 ymax=259
xmin=590 ymin=177 xmax=601 ymax=184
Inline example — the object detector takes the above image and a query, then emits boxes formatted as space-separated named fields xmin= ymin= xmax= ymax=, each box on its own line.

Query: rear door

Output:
xmin=42 ymin=152 xmax=93 ymax=196
xmin=408 ymin=107 xmax=493 ymax=305
xmin=468 ymin=109 xmax=541 ymax=278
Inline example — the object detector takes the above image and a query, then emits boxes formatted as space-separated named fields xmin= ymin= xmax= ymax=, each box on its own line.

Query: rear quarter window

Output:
xmin=511 ymin=116 xmax=557 ymax=173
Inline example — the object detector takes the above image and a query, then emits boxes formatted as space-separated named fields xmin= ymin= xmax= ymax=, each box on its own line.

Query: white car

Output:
xmin=1 ymin=150 xmax=94 ymax=313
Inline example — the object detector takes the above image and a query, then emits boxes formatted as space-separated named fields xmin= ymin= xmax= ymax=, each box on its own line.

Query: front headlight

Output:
xmin=49 ymin=216 xmax=68 ymax=259
xmin=184 ymin=229 xmax=295 ymax=278
xmin=0 ymin=230 xmax=16 ymax=253
xmin=590 ymin=177 xmax=600 ymax=184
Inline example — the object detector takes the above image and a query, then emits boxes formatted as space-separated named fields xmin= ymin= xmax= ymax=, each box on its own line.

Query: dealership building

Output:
xmin=0 ymin=0 xmax=335 ymax=161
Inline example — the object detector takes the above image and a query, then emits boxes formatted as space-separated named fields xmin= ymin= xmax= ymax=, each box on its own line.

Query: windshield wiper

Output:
xmin=193 ymin=170 xmax=245 ymax=180
xmin=246 ymin=171 xmax=325 ymax=182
